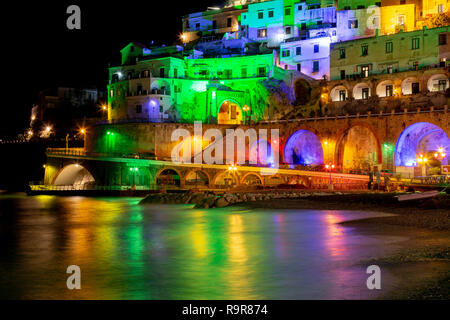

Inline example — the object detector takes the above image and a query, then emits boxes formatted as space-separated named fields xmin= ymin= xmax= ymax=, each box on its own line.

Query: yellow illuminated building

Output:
xmin=423 ymin=0 xmax=449 ymax=17
xmin=381 ymin=4 xmax=416 ymax=35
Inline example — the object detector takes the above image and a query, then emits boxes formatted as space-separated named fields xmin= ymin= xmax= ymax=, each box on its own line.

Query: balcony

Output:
xmin=126 ymin=88 xmax=171 ymax=97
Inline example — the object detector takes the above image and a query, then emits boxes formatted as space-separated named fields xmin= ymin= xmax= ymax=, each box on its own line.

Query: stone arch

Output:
xmin=294 ymin=79 xmax=311 ymax=105
xmin=283 ymin=129 xmax=324 ymax=168
xmin=184 ymin=169 xmax=211 ymax=187
xmin=241 ymin=172 xmax=264 ymax=186
xmin=265 ymin=174 xmax=284 ymax=186
xmin=217 ymin=99 xmax=243 ymax=125
xmin=427 ymin=74 xmax=449 ymax=92
xmin=352 ymin=82 xmax=371 ymax=100
xmin=395 ymin=122 xmax=450 ymax=167
xmin=330 ymin=85 xmax=348 ymax=102
xmin=335 ymin=123 xmax=382 ymax=172
xmin=53 ymin=164 xmax=96 ymax=189
xmin=401 ymin=76 xmax=421 ymax=95
xmin=156 ymin=167 xmax=182 ymax=187
xmin=212 ymin=170 xmax=238 ymax=187
xmin=376 ymin=80 xmax=395 ymax=97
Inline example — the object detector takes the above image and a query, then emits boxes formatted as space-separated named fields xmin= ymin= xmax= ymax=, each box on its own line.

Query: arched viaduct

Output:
xmin=44 ymin=107 xmax=449 ymax=190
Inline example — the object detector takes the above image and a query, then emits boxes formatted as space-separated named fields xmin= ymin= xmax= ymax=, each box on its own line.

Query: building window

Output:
xmin=340 ymin=70 xmax=346 ymax=80
xmin=285 ymin=26 xmax=292 ymax=35
xmin=212 ymin=20 xmax=217 ymax=29
xmin=173 ymin=69 xmax=178 ymax=78
xmin=438 ymin=80 xmax=447 ymax=91
xmin=285 ymin=7 xmax=291 ymax=16
xmin=284 ymin=65 xmax=288 ymax=70
xmin=282 ymin=49 xmax=290 ymax=57
xmin=386 ymin=85 xmax=393 ymax=97
xmin=257 ymin=28 xmax=267 ymax=38
xmin=400 ymin=0 xmax=405 ymax=4
xmin=258 ymin=66 xmax=266 ymax=77
xmin=361 ymin=45 xmax=368 ymax=56
xmin=110 ymin=89 xmax=114 ymax=98
xmin=438 ymin=4 xmax=443 ymax=13
xmin=440 ymin=58 xmax=447 ymax=67
xmin=298 ymin=5 xmax=302 ymax=10
xmin=348 ymin=20 xmax=358 ymax=29
xmin=339 ymin=48 xmax=346 ymax=59
xmin=199 ymin=70 xmax=208 ymax=78
xmin=297 ymin=63 xmax=301 ymax=71
xmin=362 ymin=88 xmax=369 ymax=100
xmin=387 ymin=65 xmax=393 ymax=74
xmin=258 ymin=11 xmax=263 ymax=19
xmin=314 ymin=44 xmax=319 ymax=53
xmin=224 ymin=69 xmax=232 ymax=78
xmin=136 ymin=105 xmax=142 ymax=114
xmin=439 ymin=34 xmax=447 ymax=45
xmin=412 ymin=38 xmax=420 ymax=50
xmin=160 ymin=68 xmax=165 ymax=78
xmin=227 ymin=17 xmax=232 ymax=28
xmin=339 ymin=90 xmax=346 ymax=101
xmin=313 ymin=60 xmax=319 ymax=73
xmin=268 ymin=10 xmax=274 ymax=18
xmin=361 ymin=65 xmax=369 ymax=78
xmin=296 ymin=46 xmax=302 ymax=55
xmin=241 ymin=68 xmax=247 ymax=78
xmin=386 ymin=42 xmax=393 ymax=53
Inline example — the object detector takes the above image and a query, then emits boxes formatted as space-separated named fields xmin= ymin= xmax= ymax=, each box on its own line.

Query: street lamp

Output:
xmin=227 ymin=164 xmax=238 ymax=188
xmin=325 ymin=162 xmax=335 ymax=190
xmin=80 ymin=128 xmax=87 ymax=151
xmin=416 ymin=153 xmax=428 ymax=176
xmin=242 ymin=105 xmax=250 ymax=125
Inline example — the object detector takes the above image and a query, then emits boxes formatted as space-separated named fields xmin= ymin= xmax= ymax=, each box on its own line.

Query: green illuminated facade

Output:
xmin=107 ymin=46 xmax=281 ymax=124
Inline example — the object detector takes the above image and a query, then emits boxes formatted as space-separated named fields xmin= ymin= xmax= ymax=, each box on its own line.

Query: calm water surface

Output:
xmin=0 ymin=193 xmax=406 ymax=299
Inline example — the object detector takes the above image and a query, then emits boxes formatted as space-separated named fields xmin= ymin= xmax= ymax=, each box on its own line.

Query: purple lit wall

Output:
xmin=250 ymin=140 xmax=274 ymax=165
xmin=283 ymin=130 xmax=323 ymax=167
xmin=395 ymin=122 xmax=450 ymax=166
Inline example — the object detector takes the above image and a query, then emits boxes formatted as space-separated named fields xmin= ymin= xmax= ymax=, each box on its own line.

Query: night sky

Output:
xmin=3 ymin=0 xmax=223 ymax=136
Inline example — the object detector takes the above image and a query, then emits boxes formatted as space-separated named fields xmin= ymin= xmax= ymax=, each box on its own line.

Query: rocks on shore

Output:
xmin=139 ymin=190 xmax=343 ymax=209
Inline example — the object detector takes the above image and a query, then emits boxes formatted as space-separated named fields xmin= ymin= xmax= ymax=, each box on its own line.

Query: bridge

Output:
xmin=38 ymin=106 xmax=449 ymax=192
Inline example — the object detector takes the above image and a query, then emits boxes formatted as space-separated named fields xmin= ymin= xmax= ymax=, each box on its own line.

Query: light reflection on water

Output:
xmin=0 ymin=194 xmax=403 ymax=300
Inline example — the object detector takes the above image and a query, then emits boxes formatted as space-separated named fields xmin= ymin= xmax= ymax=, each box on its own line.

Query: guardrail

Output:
xmin=29 ymin=185 xmax=155 ymax=191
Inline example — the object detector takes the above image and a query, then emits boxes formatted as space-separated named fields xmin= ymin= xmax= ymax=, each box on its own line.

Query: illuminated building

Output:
xmin=106 ymin=1 xmax=450 ymax=124
xmin=330 ymin=26 xmax=450 ymax=81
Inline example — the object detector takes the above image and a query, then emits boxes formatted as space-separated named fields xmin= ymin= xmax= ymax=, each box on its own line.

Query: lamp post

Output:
xmin=80 ymin=128 xmax=86 ymax=151
xmin=416 ymin=154 xmax=428 ymax=177
xmin=242 ymin=105 xmax=250 ymax=125
xmin=227 ymin=164 xmax=238 ymax=188
xmin=325 ymin=162 xmax=335 ymax=190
